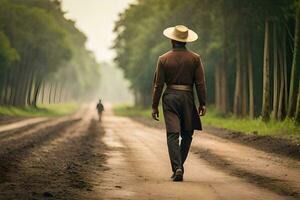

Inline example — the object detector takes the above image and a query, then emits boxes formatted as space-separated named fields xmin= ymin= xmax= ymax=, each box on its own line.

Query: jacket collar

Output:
xmin=172 ymin=46 xmax=187 ymax=51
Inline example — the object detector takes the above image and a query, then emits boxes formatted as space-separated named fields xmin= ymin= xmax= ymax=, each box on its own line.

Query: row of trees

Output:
xmin=113 ymin=0 xmax=300 ymax=123
xmin=0 ymin=0 xmax=101 ymax=107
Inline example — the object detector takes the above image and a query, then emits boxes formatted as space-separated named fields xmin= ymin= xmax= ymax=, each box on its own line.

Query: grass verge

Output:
xmin=0 ymin=103 xmax=79 ymax=117
xmin=113 ymin=104 xmax=164 ymax=122
xmin=202 ymin=108 xmax=300 ymax=136
xmin=113 ymin=105 xmax=300 ymax=136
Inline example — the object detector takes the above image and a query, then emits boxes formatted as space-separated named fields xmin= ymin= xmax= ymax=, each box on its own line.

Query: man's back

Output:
xmin=97 ymin=102 xmax=104 ymax=113
xmin=159 ymin=48 xmax=199 ymax=86
xmin=153 ymin=47 xmax=206 ymax=108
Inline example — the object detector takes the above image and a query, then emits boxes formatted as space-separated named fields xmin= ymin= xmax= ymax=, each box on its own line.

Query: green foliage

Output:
xmin=113 ymin=0 xmax=300 ymax=122
xmin=0 ymin=32 xmax=19 ymax=66
xmin=202 ymin=107 xmax=300 ymax=136
xmin=0 ymin=0 xmax=101 ymax=107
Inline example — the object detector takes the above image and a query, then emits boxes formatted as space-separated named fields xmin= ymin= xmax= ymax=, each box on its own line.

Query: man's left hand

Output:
xmin=152 ymin=108 xmax=159 ymax=121
xmin=198 ymin=106 xmax=206 ymax=116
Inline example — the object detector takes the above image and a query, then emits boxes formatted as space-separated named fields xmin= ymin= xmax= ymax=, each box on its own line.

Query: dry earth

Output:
xmin=0 ymin=105 xmax=299 ymax=200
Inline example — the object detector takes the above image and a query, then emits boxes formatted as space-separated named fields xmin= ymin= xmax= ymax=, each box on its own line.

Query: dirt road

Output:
xmin=0 ymin=105 xmax=299 ymax=200
xmin=0 ymin=105 xmax=107 ymax=200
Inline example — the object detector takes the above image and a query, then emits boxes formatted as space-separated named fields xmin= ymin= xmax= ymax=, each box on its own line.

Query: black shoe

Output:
xmin=170 ymin=172 xmax=175 ymax=179
xmin=172 ymin=168 xmax=183 ymax=182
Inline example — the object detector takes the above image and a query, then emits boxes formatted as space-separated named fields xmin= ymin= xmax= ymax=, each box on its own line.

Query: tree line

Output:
xmin=113 ymin=0 xmax=300 ymax=123
xmin=0 ymin=0 xmax=101 ymax=107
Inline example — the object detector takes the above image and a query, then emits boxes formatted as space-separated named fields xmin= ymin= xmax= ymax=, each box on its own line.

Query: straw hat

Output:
xmin=163 ymin=25 xmax=198 ymax=42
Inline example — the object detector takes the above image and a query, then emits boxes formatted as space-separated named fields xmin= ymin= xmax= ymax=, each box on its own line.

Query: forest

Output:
xmin=0 ymin=0 xmax=101 ymax=107
xmin=113 ymin=0 xmax=300 ymax=124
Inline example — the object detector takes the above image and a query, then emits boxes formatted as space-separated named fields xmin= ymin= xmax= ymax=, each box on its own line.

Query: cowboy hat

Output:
xmin=163 ymin=25 xmax=198 ymax=42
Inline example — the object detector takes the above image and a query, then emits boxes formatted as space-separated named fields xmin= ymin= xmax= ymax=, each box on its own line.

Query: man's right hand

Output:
xmin=198 ymin=106 xmax=206 ymax=116
xmin=152 ymin=108 xmax=159 ymax=121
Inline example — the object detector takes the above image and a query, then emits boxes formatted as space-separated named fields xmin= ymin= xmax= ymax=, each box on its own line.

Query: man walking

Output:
xmin=96 ymin=99 xmax=104 ymax=122
xmin=152 ymin=25 xmax=206 ymax=182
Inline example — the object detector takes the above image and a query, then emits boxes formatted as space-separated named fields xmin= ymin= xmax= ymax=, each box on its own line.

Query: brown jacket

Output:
xmin=152 ymin=47 xmax=206 ymax=109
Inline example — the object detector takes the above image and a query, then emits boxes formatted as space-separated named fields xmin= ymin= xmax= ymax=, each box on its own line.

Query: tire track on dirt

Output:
xmin=0 ymin=111 xmax=107 ymax=200
xmin=0 ymin=106 xmax=89 ymax=146
xmin=0 ymin=117 xmax=24 ymax=126
xmin=0 ymin=118 xmax=72 ymax=145
xmin=0 ymin=118 xmax=54 ymax=141
xmin=205 ymin=126 xmax=300 ymax=160
xmin=193 ymin=147 xmax=300 ymax=199
xmin=0 ymin=118 xmax=80 ymax=184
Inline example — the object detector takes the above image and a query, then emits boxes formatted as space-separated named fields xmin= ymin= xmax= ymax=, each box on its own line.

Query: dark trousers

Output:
xmin=167 ymin=130 xmax=193 ymax=173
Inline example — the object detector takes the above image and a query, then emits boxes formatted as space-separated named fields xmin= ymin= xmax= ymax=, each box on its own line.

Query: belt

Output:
xmin=167 ymin=84 xmax=193 ymax=92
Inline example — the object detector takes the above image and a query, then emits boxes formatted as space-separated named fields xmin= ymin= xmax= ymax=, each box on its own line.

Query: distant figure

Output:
xmin=96 ymin=99 xmax=104 ymax=122
xmin=152 ymin=25 xmax=207 ymax=182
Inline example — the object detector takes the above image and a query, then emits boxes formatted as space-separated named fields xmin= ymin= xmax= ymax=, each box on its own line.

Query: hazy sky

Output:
xmin=61 ymin=0 xmax=134 ymax=62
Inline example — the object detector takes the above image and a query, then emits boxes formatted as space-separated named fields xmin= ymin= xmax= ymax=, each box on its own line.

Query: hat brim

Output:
xmin=163 ymin=27 xmax=198 ymax=42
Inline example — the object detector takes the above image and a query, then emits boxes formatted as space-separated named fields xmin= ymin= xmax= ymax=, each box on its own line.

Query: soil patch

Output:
xmin=0 ymin=116 xmax=25 ymax=126
xmin=0 ymin=117 xmax=108 ymax=200
xmin=205 ymin=126 xmax=300 ymax=160
xmin=131 ymin=116 xmax=165 ymax=129
xmin=130 ymin=116 xmax=300 ymax=160
xmin=0 ymin=118 xmax=53 ymax=141
xmin=193 ymin=147 xmax=300 ymax=199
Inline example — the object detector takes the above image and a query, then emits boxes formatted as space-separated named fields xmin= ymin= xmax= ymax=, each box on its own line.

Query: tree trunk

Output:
xmin=26 ymin=70 xmax=35 ymax=106
xmin=12 ymin=64 xmax=25 ymax=106
xmin=287 ymin=4 xmax=300 ymax=117
xmin=1 ymin=67 xmax=11 ymax=105
xmin=215 ymin=66 xmax=221 ymax=109
xmin=17 ymin=70 xmax=29 ymax=106
xmin=134 ymin=90 xmax=138 ymax=106
xmin=242 ymin=49 xmax=248 ymax=117
xmin=41 ymin=82 xmax=45 ymax=104
xmin=53 ymin=82 xmax=58 ymax=103
xmin=247 ymin=35 xmax=254 ymax=118
xmin=15 ymin=50 xmax=32 ymax=107
xmin=220 ymin=61 xmax=228 ymax=113
xmin=262 ymin=19 xmax=271 ymax=122
xmin=233 ymin=39 xmax=242 ymax=116
xmin=49 ymin=83 xmax=53 ymax=104
xmin=0 ymin=69 xmax=7 ymax=105
xmin=32 ymin=79 xmax=42 ymax=108
xmin=295 ymin=79 xmax=300 ymax=123
xmin=58 ymin=84 xmax=64 ymax=103
xmin=8 ymin=65 xmax=18 ymax=106
xmin=272 ymin=22 xmax=279 ymax=119
xmin=277 ymin=35 xmax=285 ymax=120
xmin=283 ymin=29 xmax=289 ymax=116
xmin=221 ymin=6 xmax=229 ymax=113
